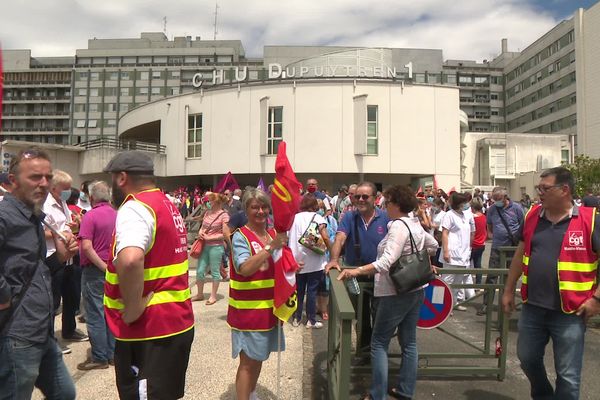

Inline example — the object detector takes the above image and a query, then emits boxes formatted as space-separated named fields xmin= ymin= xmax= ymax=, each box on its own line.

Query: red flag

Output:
xmin=214 ymin=171 xmax=240 ymax=193
xmin=416 ymin=185 xmax=423 ymax=195
xmin=271 ymin=142 xmax=301 ymax=321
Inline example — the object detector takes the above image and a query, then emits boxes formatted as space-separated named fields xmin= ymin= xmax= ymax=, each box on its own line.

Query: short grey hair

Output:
xmin=242 ymin=188 xmax=271 ymax=211
xmin=492 ymin=186 xmax=508 ymax=199
xmin=89 ymin=180 xmax=111 ymax=203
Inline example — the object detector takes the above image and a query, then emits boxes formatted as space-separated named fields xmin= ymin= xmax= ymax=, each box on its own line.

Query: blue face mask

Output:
xmin=60 ymin=190 xmax=71 ymax=202
xmin=463 ymin=204 xmax=470 ymax=211
xmin=317 ymin=209 xmax=325 ymax=216
xmin=79 ymin=192 xmax=88 ymax=202
xmin=495 ymin=200 xmax=504 ymax=208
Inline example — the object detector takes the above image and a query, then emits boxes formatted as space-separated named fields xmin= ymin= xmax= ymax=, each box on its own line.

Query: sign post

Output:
xmin=417 ymin=278 xmax=453 ymax=329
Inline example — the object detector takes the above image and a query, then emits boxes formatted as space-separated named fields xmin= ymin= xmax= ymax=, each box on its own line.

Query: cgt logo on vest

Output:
xmin=565 ymin=231 xmax=586 ymax=251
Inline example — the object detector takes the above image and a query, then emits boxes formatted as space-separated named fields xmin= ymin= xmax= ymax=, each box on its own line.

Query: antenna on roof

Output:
xmin=163 ymin=16 xmax=167 ymax=35
xmin=213 ymin=1 xmax=219 ymax=40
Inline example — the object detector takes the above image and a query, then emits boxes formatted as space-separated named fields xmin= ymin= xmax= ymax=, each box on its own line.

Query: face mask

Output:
xmin=317 ymin=209 xmax=325 ymax=216
xmin=79 ymin=192 xmax=88 ymax=202
xmin=495 ymin=200 xmax=504 ymax=208
xmin=463 ymin=204 xmax=470 ymax=211
xmin=307 ymin=187 xmax=317 ymax=193
xmin=60 ymin=190 xmax=71 ymax=202
xmin=427 ymin=196 xmax=434 ymax=202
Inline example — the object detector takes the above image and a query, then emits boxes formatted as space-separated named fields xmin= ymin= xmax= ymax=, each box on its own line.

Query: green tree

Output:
xmin=565 ymin=155 xmax=600 ymax=196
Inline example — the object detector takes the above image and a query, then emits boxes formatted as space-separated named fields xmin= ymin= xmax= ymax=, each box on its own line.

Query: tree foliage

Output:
xmin=564 ymin=155 xmax=600 ymax=196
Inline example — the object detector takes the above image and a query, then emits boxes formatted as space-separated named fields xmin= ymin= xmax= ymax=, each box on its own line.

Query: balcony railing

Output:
xmin=76 ymin=138 xmax=166 ymax=154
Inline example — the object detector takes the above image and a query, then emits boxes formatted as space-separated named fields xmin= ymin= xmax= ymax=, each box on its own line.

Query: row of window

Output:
xmin=3 ymin=88 xmax=70 ymax=99
xmin=78 ymin=70 xmax=182 ymax=81
xmin=74 ymin=103 xmax=130 ymax=113
xmin=74 ymin=119 xmax=116 ymax=128
xmin=506 ymin=51 xmax=575 ymax=99
xmin=505 ymin=72 xmax=576 ymax=116
xmin=524 ymin=113 xmax=577 ymax=134
xmin=506 ymin=30 xmax=574 ymax=83
xmin=3 ymin=71 xmax=72 ymax=83
xmin=185 ymin=105 xmax=379 ymax=159
xmin=507 ymin=92 xmax=576 ymax=129
xmin=76 ymin=55 xmax=234 ymax=66
xmin=76 ymin=87 xmax=180 ymax=97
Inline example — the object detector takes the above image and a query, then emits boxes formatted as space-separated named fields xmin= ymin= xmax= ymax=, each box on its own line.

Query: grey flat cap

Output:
xmin=103 ymin=151 xmax=154 ymax=173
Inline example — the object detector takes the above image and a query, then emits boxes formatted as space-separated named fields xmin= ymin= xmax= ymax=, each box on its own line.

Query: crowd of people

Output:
xmin=1 ymin=146 xmax=600 ymax=400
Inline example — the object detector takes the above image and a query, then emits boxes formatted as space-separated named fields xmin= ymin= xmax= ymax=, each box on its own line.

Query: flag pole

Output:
xmin=276 ymin=321 xmax=281 ymax=400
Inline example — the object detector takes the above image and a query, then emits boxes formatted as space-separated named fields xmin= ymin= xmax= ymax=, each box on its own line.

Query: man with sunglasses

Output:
xmin=0 ymin=147 xmax=77 ymax=399
xmin=326 ymin=182 xmax=389 ymax=363
xmin=503 ymin=166 xmax=600 ymax=400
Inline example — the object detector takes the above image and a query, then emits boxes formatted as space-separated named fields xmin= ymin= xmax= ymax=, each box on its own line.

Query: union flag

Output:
xmin=271 ymin=141 xmax=301 ymax=321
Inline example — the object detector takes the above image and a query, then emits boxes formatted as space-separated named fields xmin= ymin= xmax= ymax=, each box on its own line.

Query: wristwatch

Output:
xmin=264 ymin=244 xmax=274 ymax=254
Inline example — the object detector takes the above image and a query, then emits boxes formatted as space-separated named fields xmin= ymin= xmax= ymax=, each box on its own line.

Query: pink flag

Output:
xmin=214 ymin=172 xmax=240 ymax=193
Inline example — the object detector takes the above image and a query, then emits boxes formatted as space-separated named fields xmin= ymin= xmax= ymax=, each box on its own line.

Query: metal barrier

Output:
xmin=327 ymin=269 xmax=355 ymax=400
xmin=328 ymin=246 xmax=517 ymax=398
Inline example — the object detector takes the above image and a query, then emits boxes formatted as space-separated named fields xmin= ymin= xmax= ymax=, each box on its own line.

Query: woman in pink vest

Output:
xmin=228 ymin=189 xmax=288 ymax=400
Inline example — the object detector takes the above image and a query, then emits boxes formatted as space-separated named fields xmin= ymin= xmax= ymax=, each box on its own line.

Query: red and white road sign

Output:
xmin=417 ymin=277 xmax=453 ymax=329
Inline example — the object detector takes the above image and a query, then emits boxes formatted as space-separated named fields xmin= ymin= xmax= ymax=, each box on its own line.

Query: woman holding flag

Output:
xmin=228 ymin=188 xmax=288 ymax=400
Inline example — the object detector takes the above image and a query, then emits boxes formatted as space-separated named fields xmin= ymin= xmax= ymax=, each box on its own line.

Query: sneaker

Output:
xmin=291 ymin=318 xmax=301 ymax=327
xmin=60 ymin=344 xmax=72 ymax=355
xmin=77 ymin=359 xmax=109 ymax=371
xmin=454 ymin=305 xmax=468 ymax=312
xmin=306 ymin=321 xmax=323 ymax=329
xmin=476 ymin=307 xmax=487 ymax=316
xmin=63 ymin=329 xmax=89 ymax=342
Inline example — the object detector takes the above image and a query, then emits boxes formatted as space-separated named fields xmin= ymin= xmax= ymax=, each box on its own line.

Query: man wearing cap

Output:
xmin=103 ymin=151 xmax=195 ymax=399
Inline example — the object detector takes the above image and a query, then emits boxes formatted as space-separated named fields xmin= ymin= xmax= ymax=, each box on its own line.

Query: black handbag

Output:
xmin=389 ymin=219 xmax=435 ymax=294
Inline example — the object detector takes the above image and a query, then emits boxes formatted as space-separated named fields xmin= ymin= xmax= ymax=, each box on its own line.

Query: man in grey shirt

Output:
xmin=0 ymin=147 xmax=78 ymax=400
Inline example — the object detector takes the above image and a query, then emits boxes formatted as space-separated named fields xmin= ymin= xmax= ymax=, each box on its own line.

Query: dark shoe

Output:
xmin=63 ymin=329 xmax=89 ymax=342
xmin=108 ymin=358 xmax=115 ymax=366
xmin=77 ymin=359 xmax=109 ymax=370
xmin=60 ymin=344 xmax=72 ymax=355
xmin=476 ymin=307 xmax=487 ymax=316
xmin=389 ymin=387 xmax=411 ymax=399
xmin=77 ymin=315 xmax=86 ymax=323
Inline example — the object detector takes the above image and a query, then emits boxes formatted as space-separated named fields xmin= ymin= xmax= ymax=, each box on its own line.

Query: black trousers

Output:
xmin=47 ymin=254 xmax=80 ymax=336
xmin=114 ymin=328 xmax=194 ymax=400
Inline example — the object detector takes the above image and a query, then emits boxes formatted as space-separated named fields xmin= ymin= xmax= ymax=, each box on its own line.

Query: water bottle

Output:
xmin=346 ymin=276 xmax=361 ymax=295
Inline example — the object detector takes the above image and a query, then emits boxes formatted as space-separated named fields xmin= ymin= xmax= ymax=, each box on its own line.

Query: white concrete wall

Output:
xmin=119 ymin=80 xmax=461 ymax=188
xmin=576 ymin=3 xmax=600 ymax=157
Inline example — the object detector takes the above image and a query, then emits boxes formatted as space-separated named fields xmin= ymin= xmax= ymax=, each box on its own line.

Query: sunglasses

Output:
xmin=353 ymin=194 xmax=372 ymax=201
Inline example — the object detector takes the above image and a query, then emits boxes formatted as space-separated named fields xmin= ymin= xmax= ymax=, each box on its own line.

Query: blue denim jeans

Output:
xmin=517 ymin=303 xmax=586 ymax=400
xmin=0 ymin=335 xmax=75 ymax=400
xmin=370 ymin=289 xmax=424 ymax=400
xmin=294 ymin=270 xmax=323 ymax=324
xmin=82 ymin=266 xmax=115 ymax=362
xmin=470 ymin=246 xmax=485 ymax=284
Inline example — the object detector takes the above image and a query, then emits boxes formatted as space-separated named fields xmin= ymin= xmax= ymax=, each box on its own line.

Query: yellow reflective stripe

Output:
xmin=105 ymin=260 xmax=189 ymax=285
xmin=559 ymin=281 xmax=595 ymax=291
xmin=522 ymin=275 xmax=528 ymax=284
xmin=522 ymin=255 xmax=529 ymax=265
xmin=557 ymin=261 xmax=598 ymax=272
xmin=228 ymin=298 xmax=274 ymax=309
xmin=104 ymin=288 xmax=191 ymax=310
xmin=230 ymin=279 xmax=274 ymax=290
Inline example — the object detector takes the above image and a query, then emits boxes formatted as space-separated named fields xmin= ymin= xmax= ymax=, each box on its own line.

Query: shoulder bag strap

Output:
xmin=496 ymin=208 xmax=517 ymax=245
xmin=395 ymin=218 xmax=417 ymax=254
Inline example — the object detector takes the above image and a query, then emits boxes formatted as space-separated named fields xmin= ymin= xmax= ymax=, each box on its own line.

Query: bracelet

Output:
xmin=592 ymin=295 xmax=600 ymax=303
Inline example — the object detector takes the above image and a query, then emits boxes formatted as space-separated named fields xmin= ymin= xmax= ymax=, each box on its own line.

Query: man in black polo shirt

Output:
xmin=0 ymin=147 xmax=78 ymax=399
xmin=503 ymin=167 xmax=600 ymax=400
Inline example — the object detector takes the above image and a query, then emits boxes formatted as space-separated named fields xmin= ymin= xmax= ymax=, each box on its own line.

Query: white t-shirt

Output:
xmin=42 ymin=194 xmax=72 ymax=258
xmin=114 ymin=201 xmax=155 ymax=260
xmin=287 ymin=211 xmax=328 ymax=274
xmin=439 ymin=209 xmax=475 ymax=267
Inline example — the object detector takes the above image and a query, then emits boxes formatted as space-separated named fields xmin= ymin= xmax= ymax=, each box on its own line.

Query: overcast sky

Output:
xmin=1 ymin=0 xmax=597 ymax=61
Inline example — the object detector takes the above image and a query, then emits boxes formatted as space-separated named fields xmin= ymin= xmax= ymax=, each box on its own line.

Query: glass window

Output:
xmin=89 ymin=88 xmax=99 ymax=97
xmin=119 ymin=103 xmax=130 ymax=112
xmin=109 ymin=72 xmax=119 ymax=80
xmin=76 ymin=120 xmax=86 ymax=128
xmin=169 ymin=70 xmax=181 ymax=79
xmin=78 ymin=88 xmax=87 ymax=96
xmin=154 ymin=56 xmax=167 ymax=64
xmin=123 ymin=57 xmax=136 ymax=65
xmin=104 ymin=87 xmax=117 ymax=97
xmin=152 ymin=71 xmax=162 ymax=79
xmin=90 ymin=72 xmax=100 ymax=80
xmin=120 ymin=72 xmax=130 ymax=80
xmin=151 ymin=87 xmax=161 ymax=95
xmin=138 ymin=57 xmax=152 ymax=64
xmin=267 ymin=107 xmax=283 ymax=155
xmin=170 ymin=87 xmax=180 ymax=95
xmin=108 ymin=57 xmax=121 ymax=65
xmin=78 ymin=72 xmax=89 ymax=80
xmin=120 ymin=87 xmax=130 ymax=96
xmin=89 ymin=104 xmax=99 ymax=112
xmin=139 ymin=87 xmax=148 ymax=95
xmin=187 ymin=114 xmax=203 ymax=158
xmin=367 ymin=105 xmax=378 ymax=155
xmin=88 ymin=120 xmax=98 ymax=128
xmin=106 ymin=119 xmax=116 ymax=127
xmin=105 ymin=103 xmax=116 ymax=112
xmin=139 ymin=71 xmax=149 ymax=80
